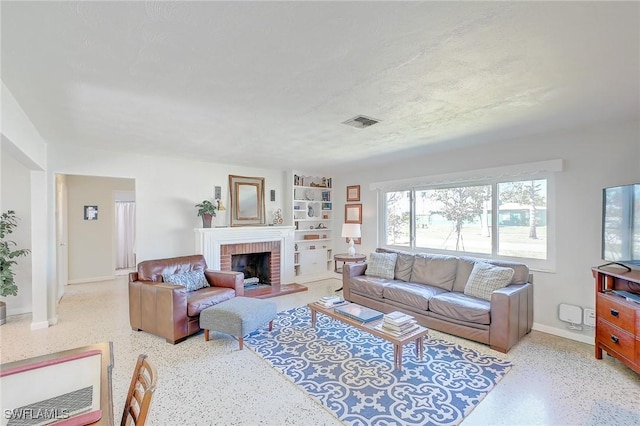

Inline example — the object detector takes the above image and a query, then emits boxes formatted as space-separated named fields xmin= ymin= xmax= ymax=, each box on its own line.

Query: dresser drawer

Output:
xmin=596 ymin=293 xmax=636 ymax=333
xmin=596 ymin=318 xmax=636 ymax=360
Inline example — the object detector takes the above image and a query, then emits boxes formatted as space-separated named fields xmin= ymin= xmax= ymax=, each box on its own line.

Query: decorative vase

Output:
xmin=0 ymin=301 xmax=6 ymax=325
xmin=202 ymin=214 xmax=213 ymax=228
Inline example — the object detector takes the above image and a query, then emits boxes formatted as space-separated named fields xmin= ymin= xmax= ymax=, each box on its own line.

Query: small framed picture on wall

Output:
xmin=345 ymin=204 xmax=362 ymax=224
xmin=346 ymin=185 xmax=360 ymax=202
xmin=84 ymin=205 xmax=98 ymax=220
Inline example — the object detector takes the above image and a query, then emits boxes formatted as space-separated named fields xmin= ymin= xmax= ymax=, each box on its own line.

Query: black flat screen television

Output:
xmin=602 ymin=183 xmax=640 ymax=266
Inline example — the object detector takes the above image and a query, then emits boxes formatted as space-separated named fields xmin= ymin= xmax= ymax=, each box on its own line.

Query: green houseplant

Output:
xmin=1 ymin=210 xmax=30 ymax=325
xmin=195 ymin=200 xmax=217 ymax=228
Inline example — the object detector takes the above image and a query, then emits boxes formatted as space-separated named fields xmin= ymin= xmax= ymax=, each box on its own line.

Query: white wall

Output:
xmin=0 ymin=150 xmax=33 ymax=314
xmin=331 ymin=119 xmax=640 ymax=343
xmin=0 ymin=83 xmax=46 ymax=170
xmin=65 ymin=175 xmax=135 ymax=282
xmin=1 ymin=80 xmax=50 ymax=328
xmin=48 ymin=146 xmax=287 ymax=263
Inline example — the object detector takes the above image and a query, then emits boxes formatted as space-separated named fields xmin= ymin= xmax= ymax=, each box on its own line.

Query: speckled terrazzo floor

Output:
xmin=1 ymin=276 xmax=639 ymax=425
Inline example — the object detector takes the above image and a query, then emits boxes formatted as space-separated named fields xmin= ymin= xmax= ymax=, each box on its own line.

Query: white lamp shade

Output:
xmin=341 ymin=223 xmax=361 ymax=238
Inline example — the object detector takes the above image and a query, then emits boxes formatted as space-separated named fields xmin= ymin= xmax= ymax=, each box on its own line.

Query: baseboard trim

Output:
xmin=30 ymin=320 xmax=49 ymax=330
xmin=68 ymin=275 xmax=115 ymax=284
xmin=532 ymin=322 xmax=595 ymax=345
xmin=7 ymin=306 xmax=32 ymax=316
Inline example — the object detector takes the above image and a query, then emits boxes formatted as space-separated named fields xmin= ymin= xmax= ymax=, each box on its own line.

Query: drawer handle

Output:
xmin=610 ymin=335 xmax=619 ymax=344
xmin=610 ymin=309 xmax=619 ymax=317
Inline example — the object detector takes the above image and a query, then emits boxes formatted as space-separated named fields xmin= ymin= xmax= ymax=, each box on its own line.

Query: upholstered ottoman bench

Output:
xmin=199 ymin=296 xmax=277 ymax=350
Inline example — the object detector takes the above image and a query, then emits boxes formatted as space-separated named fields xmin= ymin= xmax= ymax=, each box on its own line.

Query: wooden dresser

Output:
xmin=592 ymin=267 xmax=640 ymax=374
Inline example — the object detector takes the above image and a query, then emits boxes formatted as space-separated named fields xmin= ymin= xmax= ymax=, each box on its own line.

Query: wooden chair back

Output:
xmin=121 ymin=354 xmax=157 ymax=426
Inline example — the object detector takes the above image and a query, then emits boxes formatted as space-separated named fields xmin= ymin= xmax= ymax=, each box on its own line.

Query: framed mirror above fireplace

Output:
xmin=229 ymin=175 xmax=266 ymax=226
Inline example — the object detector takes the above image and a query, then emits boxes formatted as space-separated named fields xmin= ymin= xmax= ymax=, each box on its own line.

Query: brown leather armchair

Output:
xmin=128 ymin=254 xmax=244 ymax=344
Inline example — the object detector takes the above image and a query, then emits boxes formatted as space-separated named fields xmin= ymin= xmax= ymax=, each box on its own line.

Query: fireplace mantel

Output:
xmin=195 ymin=226 xmax=296 ymax=284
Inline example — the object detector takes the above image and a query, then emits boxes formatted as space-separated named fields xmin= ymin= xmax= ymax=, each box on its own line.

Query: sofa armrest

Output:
xmin=204 ymin=270 xmax=245 ymax=297
xmin=342 ymin=263 xmax=368 ymax=300
xmin=489 ymin=282 xmax=533 ymax=353
xmin=128 ymin=280 xmax=189 ymax=344
xmin=344 ymin=262 xmax=367 ymax=277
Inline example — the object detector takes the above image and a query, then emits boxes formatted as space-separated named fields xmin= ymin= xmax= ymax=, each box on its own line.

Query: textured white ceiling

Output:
xmin=2 ymin=1 xmax=638 ymax=171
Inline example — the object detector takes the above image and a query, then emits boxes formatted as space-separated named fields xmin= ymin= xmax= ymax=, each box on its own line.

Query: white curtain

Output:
xmin=116 ymin=201 xmax=136 ymax=269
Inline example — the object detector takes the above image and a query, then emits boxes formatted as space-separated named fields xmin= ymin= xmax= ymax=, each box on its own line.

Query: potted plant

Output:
xmin=0 ymin=210 xmax=30 ymax=325
xmin=195 ymin=200 xmax=217 ymax=228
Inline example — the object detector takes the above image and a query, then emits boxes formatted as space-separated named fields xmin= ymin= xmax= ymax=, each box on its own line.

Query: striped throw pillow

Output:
xmin=365 ymin=252 xmax=397 ymax=280
xmin=463 ymin=262 xmax=514 ymax=301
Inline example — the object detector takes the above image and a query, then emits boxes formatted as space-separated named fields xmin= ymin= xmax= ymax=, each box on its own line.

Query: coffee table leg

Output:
xmin=415 ymin=336 xmax=424 ymax=360
xmin=394 ymin=344 xmax=403 ymax=371
xmin=311 ymin=309 xmax=317 ymax=327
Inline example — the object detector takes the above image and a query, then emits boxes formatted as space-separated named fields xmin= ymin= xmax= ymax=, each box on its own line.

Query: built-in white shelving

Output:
xmin=292 ymin=173 xmax=333 ymax=280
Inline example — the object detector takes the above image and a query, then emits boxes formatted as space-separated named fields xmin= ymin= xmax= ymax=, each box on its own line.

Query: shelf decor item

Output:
xmin=273 ymin=208 xmax=283 ymax=225
xmin=195 ymin=199 xmax=217 ymax=228
xmin=346 ymin=185 xmax=360 ymax=202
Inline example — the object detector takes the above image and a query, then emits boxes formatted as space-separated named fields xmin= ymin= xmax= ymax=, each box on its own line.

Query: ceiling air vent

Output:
xmin=342 ymin=115 xmax=380 ymax=129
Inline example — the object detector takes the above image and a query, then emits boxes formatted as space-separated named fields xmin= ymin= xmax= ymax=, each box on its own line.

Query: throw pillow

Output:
xmin=463 ymin=262 xmax=515 ymax=301
xmin=365 ymin=252 xmax=397 ymax=280
xmin=162 ymin=269 xmax=209 ymax=292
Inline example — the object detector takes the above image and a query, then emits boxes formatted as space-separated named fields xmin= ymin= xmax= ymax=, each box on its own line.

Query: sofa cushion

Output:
xmin=349 ymin=275 xmax=395 ymax=298
xmin=429 ymin=292 xmax=491 ymax=325
xmin=187 ymin=287 xmax=236 ymax=317
xmin=163 ymin=269 xmax=209 ymax=292
xmin=138 ymin=254 xmax=208 ymax=282
xmin=463 ymin=262 xmax=515 ymax=301
xmin=383 ymin=282 xmax=448 ymax=311
xmin=485 ymin=259 xmax=529 ymax=284
xmin=376 ymin=248 xmax=414 ymax=281
xmin=409 ymin=254 xmax=458 ymax=291
xmin=365 ymin=252 xmax=397 ymax=279
xmin=454 ymin=256 xmax=530 ymax=292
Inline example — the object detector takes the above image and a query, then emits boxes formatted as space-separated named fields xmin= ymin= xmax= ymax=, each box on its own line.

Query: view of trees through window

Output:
xmin=384 ymin=179 xmax=548 ymax=260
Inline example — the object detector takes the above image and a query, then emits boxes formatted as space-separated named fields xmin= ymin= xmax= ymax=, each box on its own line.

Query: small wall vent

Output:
xmin=342 ymin=115 xmax=380 ymax=129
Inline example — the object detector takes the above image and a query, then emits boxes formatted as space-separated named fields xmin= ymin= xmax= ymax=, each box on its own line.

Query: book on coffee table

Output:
xmin=374 ymin=323 xmax=421 ymax=337
xmin=316 ymin=296 xmax=347 ymax=308
xmin=335 ymin=303 xmax=383 ymax=323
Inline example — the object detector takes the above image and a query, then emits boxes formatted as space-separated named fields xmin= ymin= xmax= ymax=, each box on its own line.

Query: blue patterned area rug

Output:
xmin=244 ymin=306 xmax=512 ymax=426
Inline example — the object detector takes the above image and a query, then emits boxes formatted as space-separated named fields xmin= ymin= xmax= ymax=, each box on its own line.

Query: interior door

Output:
xmin=55 ymin=174 xmax=68 ymax=301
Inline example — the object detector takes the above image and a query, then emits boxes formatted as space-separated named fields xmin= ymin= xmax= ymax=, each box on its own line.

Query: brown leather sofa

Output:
xmin=343 ymin=248 xmax=533 ymax=353
xmin=128 ymin=254 xmax=244 ymax=344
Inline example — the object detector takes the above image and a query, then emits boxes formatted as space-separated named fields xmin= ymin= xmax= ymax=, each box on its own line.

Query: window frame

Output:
xmin=379 ymin=173 xmax=556 ymax=272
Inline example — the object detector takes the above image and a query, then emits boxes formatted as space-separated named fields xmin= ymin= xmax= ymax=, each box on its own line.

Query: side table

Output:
xmin=334 ymin=253 xmax=366 ymax=292
xmin=334 ymin=253 xmax=366 ymax=273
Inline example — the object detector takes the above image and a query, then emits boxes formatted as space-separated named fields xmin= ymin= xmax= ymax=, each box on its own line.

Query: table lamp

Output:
xmin=341 ymin=223 xmax=361 ymax=257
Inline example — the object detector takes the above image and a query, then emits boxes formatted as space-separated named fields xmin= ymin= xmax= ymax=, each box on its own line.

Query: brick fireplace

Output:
xmin=220 ymin=241 xmax=281 ymax=286
xmin=195 ymin=226 xmax=296 ymax=285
